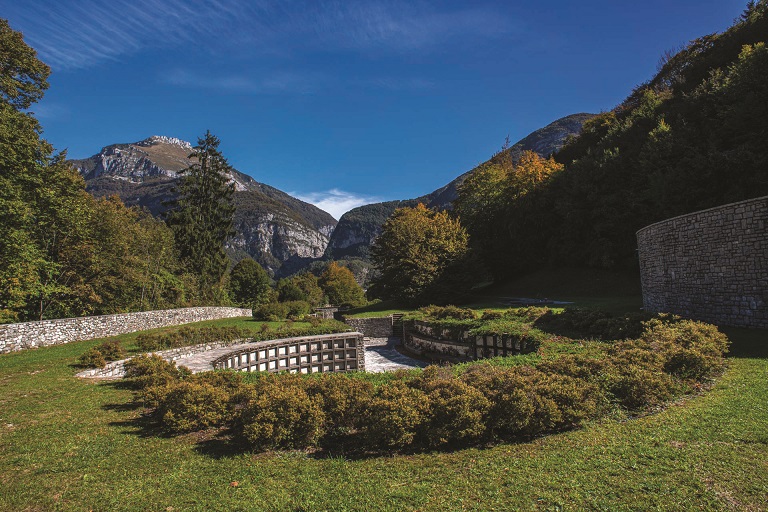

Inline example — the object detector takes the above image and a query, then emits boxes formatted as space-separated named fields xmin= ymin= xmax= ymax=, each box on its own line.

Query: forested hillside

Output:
xmin=457 ymin=3 xmax=768 ymax=281
xmin=325 ymin=113 xmax=593 ymax=262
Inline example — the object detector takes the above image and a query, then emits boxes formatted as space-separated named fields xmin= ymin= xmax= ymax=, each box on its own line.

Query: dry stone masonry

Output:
xmin=637 ymin=195 xmax=767 ymax=328
xmin=341 ymin=316 xmax=394 ymax=338
xmin=0 ymin=307 xmax=252 ymax=354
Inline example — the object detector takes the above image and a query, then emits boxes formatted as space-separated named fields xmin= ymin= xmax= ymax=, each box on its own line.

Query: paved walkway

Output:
xmin=170 ymin=337 xmax=426 ymax=374
xmin=363 ymin=337 xmax=427 ymax=373
xmin=172 ymin=341 xmax=258 ymax=373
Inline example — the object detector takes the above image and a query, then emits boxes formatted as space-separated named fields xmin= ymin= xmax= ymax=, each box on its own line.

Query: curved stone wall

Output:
xmin=0 ymin=307 xmax=252 ymax=354
xmin=212 ymin=332 xmax=365 ymax=374
xmin=637 ymin=196 xmax=767 ymax=328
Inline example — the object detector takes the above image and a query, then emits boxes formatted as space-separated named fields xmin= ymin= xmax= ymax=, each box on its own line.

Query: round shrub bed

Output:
xmin=121 ymin=313 xmax=730 ymax=455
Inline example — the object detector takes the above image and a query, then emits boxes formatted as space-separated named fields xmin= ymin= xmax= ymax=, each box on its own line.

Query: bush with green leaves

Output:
xmin=412 ymin=367 xmax=490 ymax=448
xmin=156 ymin=380 xmax=231 ymax=433
xmin=124 ymin=354 xmax=186 ymax=391
xmin=252 ymin=302 xmax=289 ymax=321
xmin=283 ymin=300 xmax=312 ymax=320
xmin=78 ymin=347 xmax=107 ymax=369
xmin=119 ymin=310 xmax=730 ymax=454
xmin=136 ymin=326 xmax=249 ymax=351
xmin=78 ymin=340 xmax=126 ymax=368
xmin=238 ymin=377 xmax=326 ymax=450
xmin=418 ymin=305 xmax=477 ymax=320
xmin=361 ymin=380 xmax=430 ymax=450
xmin=306 ymin=374 xmax=374 ymax=435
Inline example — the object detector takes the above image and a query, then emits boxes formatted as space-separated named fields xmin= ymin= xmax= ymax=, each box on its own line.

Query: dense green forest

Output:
xmin=455 ymin=3 xmax=768 ymax=281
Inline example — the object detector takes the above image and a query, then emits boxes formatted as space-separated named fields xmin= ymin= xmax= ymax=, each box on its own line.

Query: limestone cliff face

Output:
xmin=70 ymin=136 xmax=337 ymax=276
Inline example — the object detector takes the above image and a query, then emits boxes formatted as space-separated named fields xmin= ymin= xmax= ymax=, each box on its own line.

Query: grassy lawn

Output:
xmin=0 ymin=315 xmax=766 ymax=510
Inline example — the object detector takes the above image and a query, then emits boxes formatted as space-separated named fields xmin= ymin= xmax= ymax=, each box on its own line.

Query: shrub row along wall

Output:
xmin=211 ymin=333 xmax=365 ymax=374
xmin=341 ymin=316 xmax=394 ymax=338
xmin=637 ymin=195 xmax=767 ymax=328
xmin=403 ymin=321 xmax=537 ymax=361
xmin=0 ymin=307 xmax=252 ymax=354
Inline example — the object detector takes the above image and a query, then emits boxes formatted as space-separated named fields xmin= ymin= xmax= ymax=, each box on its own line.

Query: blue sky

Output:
xmin=3 ymin=0 xmax=747 ymax=218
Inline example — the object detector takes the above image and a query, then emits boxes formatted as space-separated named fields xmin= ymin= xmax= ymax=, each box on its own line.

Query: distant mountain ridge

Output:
xmin=325 ymin=113 xmax=595 ymax=261
xmin=70 ymin=136 xmax=337 ymax=276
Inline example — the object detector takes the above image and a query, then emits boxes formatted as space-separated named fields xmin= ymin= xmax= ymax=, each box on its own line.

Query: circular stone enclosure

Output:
xmin=636 ymin=195 xmax=767 ymax=328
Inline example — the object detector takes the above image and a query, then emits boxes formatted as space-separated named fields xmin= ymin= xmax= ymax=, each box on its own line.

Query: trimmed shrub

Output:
xmin=253 ymin=302 xmax=289 ymax=322
xmin=306 ymin=374 xmax=375 ymax=435
xmin=96 ymin=340 xmax=125 ymax=361
xmin=481 ymin=310 xmax=504 ymax=321
xmin=533 ymin=372 xmax=606 ymax=430
xmin=663 ymin=348 xmax=725 ymax=380
xmin=283 ymin=300 xmax=312 ymax=320
xmin=78 ymin=347 xmax=106 ymax=368
xmin=361 ymin=381 xmax=430 ymax=450
xmin=641 ymin=318 xmax=730 ymax=357
xmin=157 ymin=381 xmax=231 ymax=433
xmin=419 ymin=305 xmax=477 ymax=320
xmin=136 ymin=326 xmax=249 ymax=352
xmin=535 ymin=308 xmax=652 ymax=340
xmin=124 ymin=354 xmax=184 ymax=390
xmin=239 ymin=378 xmax=326 ymax=450
xmin=412 ymin=367 xmax=490 ymax=447
xmin=604 ymin=364 xmax=677 ymax=411
xmin=537 ymin=354 xmax=608 ymax=381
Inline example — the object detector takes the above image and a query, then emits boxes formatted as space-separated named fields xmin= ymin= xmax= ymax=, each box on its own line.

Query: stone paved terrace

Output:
xmin=171 ymin=336 xmax=425 ymax=374
xmin=362 ymin=337 xmax=427 ymax=372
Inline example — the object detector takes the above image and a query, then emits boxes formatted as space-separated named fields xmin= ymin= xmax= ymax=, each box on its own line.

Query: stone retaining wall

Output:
xmin=212 ymin=332 xmax=365 ymax=374
xmin=76 ymin=339 xmax=249 ymax=379
xmin=341 ymin=316 xmax=393 ymax=338
xmin=637 ymin=195 xmax=767 ymax=328
xmin=0 ymin=307 xmax=252 ymax=354
xmin=404 ymin=320 xmax=539 ymax=362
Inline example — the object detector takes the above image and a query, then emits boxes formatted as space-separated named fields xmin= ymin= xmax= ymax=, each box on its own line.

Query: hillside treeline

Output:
xmin=456 ymin=3 xmax=768 ymax=281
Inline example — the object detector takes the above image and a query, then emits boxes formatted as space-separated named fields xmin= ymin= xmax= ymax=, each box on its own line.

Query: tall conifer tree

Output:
xmin=165 ymin=131 xmax=235 ymax=301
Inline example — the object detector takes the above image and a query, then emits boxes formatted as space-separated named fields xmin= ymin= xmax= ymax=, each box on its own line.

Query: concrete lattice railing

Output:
xmin=212 ymin=332 xmax=365 ymax=374
xmin=0 ymin=307 xmax=252 ymax=354
xmin=637 ymin=195 xmax=767 ymax=328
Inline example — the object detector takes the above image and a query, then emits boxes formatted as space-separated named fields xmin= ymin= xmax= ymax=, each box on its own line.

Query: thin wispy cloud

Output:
xmin=6 ymin=0 xmax=516 ymax=70
xmin=163 ymin=68 xmax=328 ymax=95
xmin=292 ymin=189 xmax=381 ymax=220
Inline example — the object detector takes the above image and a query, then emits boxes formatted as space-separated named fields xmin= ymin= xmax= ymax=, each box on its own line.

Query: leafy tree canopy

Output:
xmin=0 ymin=19 xmax=49 ymax=109
xmin=319 ymin=262 xmax=366 ymax=308
xmin=229 ymin=259 xmax=272 ymax=307
xmin=369 ymin=204 xmax=476 ymax=305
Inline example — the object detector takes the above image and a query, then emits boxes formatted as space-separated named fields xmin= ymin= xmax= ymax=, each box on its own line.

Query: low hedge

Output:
xmin=122 ymin=317 xmax=729 ymax=454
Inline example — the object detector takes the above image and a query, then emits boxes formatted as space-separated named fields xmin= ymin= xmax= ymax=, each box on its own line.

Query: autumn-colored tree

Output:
xmin=454 ymin=150 xmax=563 ymax=280
xmin=319 ymin=262 xmax=365 ymax=307
xmin=369 ymin=204 xmax=476 ymax=305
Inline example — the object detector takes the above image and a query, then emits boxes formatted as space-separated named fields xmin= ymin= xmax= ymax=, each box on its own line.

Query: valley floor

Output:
xmin=0 ymin=323 xmax=766 ymax=511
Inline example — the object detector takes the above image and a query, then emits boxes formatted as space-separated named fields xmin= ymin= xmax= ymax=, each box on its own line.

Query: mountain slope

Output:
xmin=325 ymin=113 xmax=595 ymax=260
xmin=70 ymin=136 xmax=337 ymax=275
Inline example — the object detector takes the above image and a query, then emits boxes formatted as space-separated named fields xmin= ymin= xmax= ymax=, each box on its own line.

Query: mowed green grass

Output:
xmin=1 ymin=318 xmax=767 ymax=511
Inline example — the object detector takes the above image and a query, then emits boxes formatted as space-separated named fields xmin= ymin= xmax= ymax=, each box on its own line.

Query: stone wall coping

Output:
xmin=1 ymin=307 xmax=251 ymax=330
xmin=636 ymin=194 xmax=768 ymax=235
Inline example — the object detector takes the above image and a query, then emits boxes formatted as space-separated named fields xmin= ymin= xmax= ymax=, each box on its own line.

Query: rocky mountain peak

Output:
xmin=137 ymin=135 xmax=193 ymax=150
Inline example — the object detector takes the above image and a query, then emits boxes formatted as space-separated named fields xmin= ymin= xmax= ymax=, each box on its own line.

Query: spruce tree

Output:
xmin=165 ymin=131 xmax=235 ymax=301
